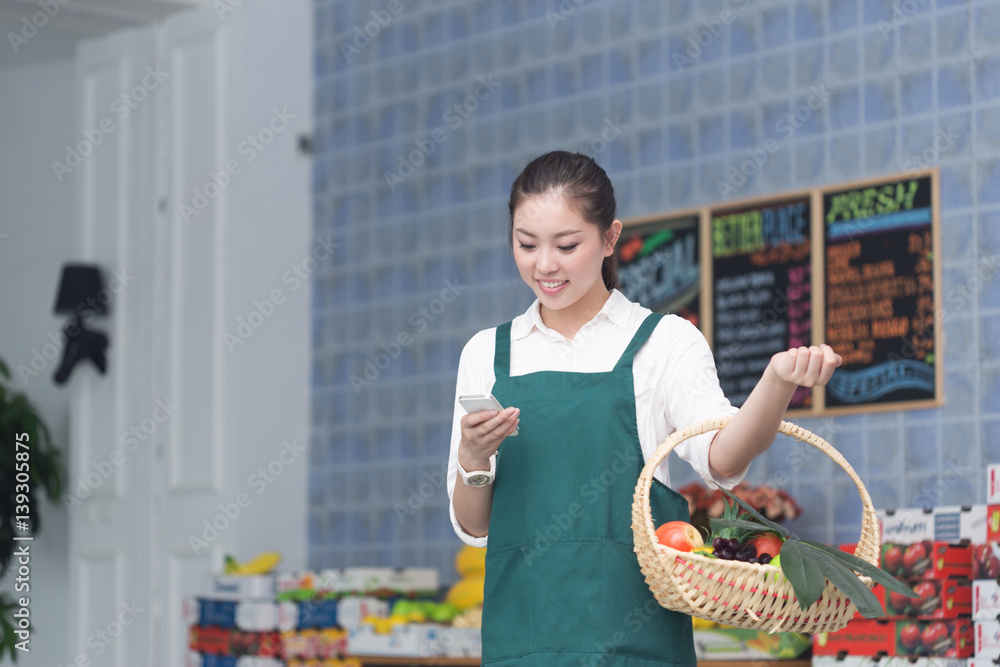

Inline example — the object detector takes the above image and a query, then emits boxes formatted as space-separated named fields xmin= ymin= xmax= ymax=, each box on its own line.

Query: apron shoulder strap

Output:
xmin=613 ymin=312 xmax=664 ymax=370
xmin=493 ymin=322 xmax=512 ymax=380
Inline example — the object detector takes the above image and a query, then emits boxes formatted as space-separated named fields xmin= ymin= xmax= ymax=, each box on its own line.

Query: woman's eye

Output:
xmin=518 ymin=243 xmax=535 ymax=250
xmin=559 ymin=244 xmax=578 ymax=252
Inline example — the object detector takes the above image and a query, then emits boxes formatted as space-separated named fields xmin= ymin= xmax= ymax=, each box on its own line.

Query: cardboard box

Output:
xmin=185 ymin=655 xmax=282 ymax=667
xmin=276 ymin=568 xmax=439 ymax=600
xmin=293 ymin=598 xmax=340 ymax=629
xmin=813 ymin=619 xmax=974 ymax=657
xmin=692 ymin=628 xmax=811 ymax=660
xmin=972 ymin=544 xmax=1000 ymax=580
xmin=879 ymin=542 xmax=973 ymax=580
xmin=865 ymin=580 xmax=972 ymax=620
xmin=989 ymin=507 xmax=1000 ymax=543
xmin=206 ymin=574 xmax=277 ymax=601
xmin=988 ymin=465 xmax=1000 ymax=504
xmin=976 ymin=620 xmax=1000 ymax=658
xmin=346 ymin=623 xmax=442 ymax=658
xmin=438 ymin=628 xmax=482 ymax=658
xmin=975 ymin=580 xmax=1000 ymax=621
xmin=880 ymin=509 xmax=936 ymax=544
xmin=182 ymin=599 xmax=298 ymax=632
xmin=878 ymin=506 xmax=988 ymax=544
xmin=812 ymin=657 xmax=968 ymax=667
xmin=935 ymin=505 xmax=988 ymax=544
xmin=336 ymin=597 xmax=389 ymax=630
xmin=968 ymin=660 xmax=1000 ymax=667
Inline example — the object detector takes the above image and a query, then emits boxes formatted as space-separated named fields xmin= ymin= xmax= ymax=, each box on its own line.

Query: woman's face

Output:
xmin=511 ymin=194 xmax=620 ymax=314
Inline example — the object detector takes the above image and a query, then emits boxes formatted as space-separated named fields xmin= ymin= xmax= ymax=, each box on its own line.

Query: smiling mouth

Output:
xmin=538 ymin=280 xmax=567 ymax=289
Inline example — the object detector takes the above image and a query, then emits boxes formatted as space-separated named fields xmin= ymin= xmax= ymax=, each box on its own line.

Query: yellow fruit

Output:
xmin=406 ymin=610 xmax=426 ymax=622
xmin=455 ymin=545 xmax=487 ymax=577
xmin=224 ymin=552 xmax=282 ymax=575
xmin=692 ymin=546 xmax=715 ymax=557
xmin=374 ymin=618 xmax=393 ymax=634
xmin=445 ymin=575 xmax=485 ymax=610
xmin=451 ymin=605 xmax=483 ymax=629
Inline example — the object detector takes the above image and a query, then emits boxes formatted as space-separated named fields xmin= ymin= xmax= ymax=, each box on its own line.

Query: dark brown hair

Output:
xmin=507 ymin=151 xmax=620 ymax=291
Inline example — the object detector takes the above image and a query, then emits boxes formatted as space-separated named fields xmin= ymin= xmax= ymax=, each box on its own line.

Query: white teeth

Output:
xmin=540 ymin=280 xmax=566 ymax=288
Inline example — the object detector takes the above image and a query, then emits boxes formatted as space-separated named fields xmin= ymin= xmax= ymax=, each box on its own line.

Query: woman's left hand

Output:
xmin=768 ymin=343 xmax=842 ymax=388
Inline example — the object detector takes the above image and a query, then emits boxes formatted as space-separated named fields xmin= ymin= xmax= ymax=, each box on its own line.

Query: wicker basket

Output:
xmin=632 ymin=415 xmax=880 ymax=635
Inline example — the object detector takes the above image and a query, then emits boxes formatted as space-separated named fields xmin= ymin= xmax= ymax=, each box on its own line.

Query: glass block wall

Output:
xmin=310 ymin=0 xmax=1000 ymax=581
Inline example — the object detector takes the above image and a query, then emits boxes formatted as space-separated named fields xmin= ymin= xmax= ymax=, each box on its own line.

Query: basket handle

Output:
xmin=633 ymin=415 xmax=880 ymax=567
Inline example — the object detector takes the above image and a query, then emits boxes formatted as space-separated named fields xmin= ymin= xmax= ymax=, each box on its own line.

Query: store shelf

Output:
xmin=354 ymin=658 xmax=812 ymax=666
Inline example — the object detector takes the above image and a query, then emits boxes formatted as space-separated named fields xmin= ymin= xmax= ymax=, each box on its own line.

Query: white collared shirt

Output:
xmin=447 ymin=289 xmax=744 ymax=547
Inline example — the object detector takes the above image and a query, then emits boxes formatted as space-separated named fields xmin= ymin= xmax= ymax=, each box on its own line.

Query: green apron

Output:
xmin=482 ymin=313 xmax=696 ymax=667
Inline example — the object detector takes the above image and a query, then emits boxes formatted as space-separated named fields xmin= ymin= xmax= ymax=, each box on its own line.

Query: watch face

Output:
xmin=467 ymin=474 xmax=491 ymax=487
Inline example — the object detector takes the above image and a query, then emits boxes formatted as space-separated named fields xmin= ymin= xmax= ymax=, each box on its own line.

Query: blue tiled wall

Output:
xmin=311 ymin=0 xmax=1000 ymax=578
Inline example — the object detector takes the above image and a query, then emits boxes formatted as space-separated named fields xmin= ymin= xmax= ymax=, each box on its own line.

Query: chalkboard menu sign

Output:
xmin=618 ymin=214 xmax=700 ymax=327
xmin=620 ymin=168 xmax=940 ymax=415
xmin=709 ymin=197 xmax=813 ymax=409
xmin=823 ymin=174 xmax=938 ymax=408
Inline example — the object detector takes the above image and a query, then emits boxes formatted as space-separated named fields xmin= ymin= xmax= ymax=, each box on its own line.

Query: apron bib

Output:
xmin=481 ymin=313 xmax=696 ymax=667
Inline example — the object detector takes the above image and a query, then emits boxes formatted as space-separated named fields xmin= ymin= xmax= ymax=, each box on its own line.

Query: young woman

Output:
xmin=446 ymin=151 xmax=840 ymax=666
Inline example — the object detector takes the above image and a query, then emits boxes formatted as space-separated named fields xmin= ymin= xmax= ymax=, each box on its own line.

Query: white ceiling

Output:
xmin=0 ymin=0 xmax=201 ymax=36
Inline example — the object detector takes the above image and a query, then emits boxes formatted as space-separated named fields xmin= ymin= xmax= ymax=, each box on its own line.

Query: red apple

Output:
xmin=655 ymin=521 xmax=704 ymax=552
xmin=749 ymin=532 xmax=784 ymax=559
xmin=903 ymin=542 xmax=930 ymax=576
xmin=883 ymin=544 xmax=903 ymax=573
xmin=920 ymin=621 xmax=949 ymax=652
xmin=899 ymin=623 xmax=922 ymax=650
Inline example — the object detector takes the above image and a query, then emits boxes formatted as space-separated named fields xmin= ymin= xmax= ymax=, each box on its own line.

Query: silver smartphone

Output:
xmin=458 ymin=393 xmax=518 ymax=436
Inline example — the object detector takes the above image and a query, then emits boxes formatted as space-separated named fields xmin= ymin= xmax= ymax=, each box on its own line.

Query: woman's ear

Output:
xmin=605 ymin=219 xmax=623 ymax=256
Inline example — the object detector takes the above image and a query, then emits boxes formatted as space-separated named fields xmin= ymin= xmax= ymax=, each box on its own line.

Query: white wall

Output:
xmin=0 ymin=43 xmax=78 ymax=666
xmin=0 ymin=0 xmax=312 ymax=660
xmin=227 ymin=0 xmax=312 ymax=572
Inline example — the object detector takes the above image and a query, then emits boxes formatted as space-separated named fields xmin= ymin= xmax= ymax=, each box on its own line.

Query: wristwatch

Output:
xmin=458 ymin=456 xmax=496 ymax=487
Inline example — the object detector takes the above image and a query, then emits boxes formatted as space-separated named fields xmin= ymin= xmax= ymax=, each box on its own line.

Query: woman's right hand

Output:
xmin=457 ymin=407 xmax=519 ymax=470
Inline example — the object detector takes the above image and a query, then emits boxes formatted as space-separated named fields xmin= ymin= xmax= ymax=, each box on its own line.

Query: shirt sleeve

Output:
xmin=447 ymin=329 xmax=495 ymax=547
xmin=660 ymin=318 xmax=746 ymax=489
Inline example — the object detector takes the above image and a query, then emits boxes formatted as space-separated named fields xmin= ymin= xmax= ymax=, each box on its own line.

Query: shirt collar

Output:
xmin=510 ymin=289 xmax=631 ymax=341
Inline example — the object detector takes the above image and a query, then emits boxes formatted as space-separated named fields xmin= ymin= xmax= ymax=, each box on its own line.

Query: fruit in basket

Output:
xmin=704 ymin=487 xmax=919 ymax=617
xmin=711 ymin=536 xmax=759 ymax=562
xmin=655 ymin=521 xmax=703 ymax=551
xmin=749 ymin=532 xmax=784 ymax=559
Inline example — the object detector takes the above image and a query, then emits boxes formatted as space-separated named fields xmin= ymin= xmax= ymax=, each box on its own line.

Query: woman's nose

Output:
xmin=537 ymin=248 xmax=559 ymax=273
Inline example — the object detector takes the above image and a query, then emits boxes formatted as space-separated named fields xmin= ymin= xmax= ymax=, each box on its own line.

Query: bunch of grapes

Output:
xmin=711 ymin=537 xmax=773 ymax=564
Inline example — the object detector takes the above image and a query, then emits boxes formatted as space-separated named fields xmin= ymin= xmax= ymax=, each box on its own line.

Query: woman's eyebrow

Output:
xmin=513 ymin=228 xmax=583 ymax=238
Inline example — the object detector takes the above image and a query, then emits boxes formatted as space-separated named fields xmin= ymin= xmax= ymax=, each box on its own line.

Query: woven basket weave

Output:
xmin=632 ymin=415 xmax=880 ymax=635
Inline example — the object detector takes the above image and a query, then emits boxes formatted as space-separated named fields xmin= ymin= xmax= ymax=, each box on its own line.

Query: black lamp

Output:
xmin=52 ymin=263 xmax=110 ymax=385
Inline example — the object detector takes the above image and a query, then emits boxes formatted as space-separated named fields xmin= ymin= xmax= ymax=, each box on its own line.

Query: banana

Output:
xmin=224 ymin=551 xmax=282 ymax=575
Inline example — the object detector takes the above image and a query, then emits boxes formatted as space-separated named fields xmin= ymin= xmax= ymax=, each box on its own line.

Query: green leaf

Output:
xmin=801 ymin=540 xmax=920 ymax=598
xmin=777 ymin=539 xmax=826 ymax=609
xmin=805 ymin=545 xmax=886 ymax=618
xmin=718 ymin=488 xmax=792 ymax=539
xmin=709 ymin=518 xmax=779 ymax=536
